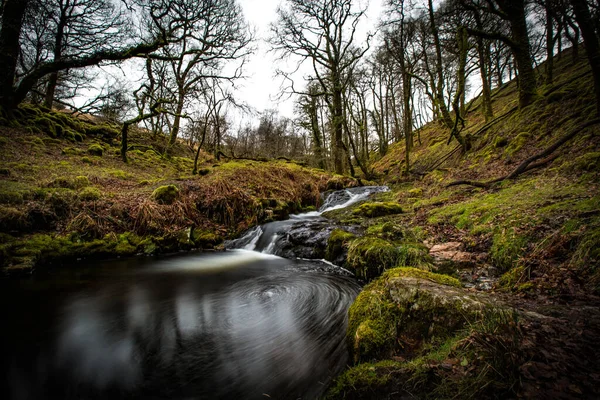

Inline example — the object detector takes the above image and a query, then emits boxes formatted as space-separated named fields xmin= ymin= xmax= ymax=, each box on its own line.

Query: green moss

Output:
xmin=326 ymin=229 xmax=356 ymax=262
xmin=490 ymin=229 xmax=528 ymax=273
xmin=347 ymin=237 xmax=431 ymax=280
xmin=87 ymin=144 xmax=104 ymax=157
xmin=498 ymin=265 xmax=527 ymax=289
xmin=561 ymin=152 xmax=600 ymax=173
xmin=347 ymin=285 xmax=400 ymax=362
xmin=30 ymin=136 xmax=46 ymax=147
xmin=62 ymin=147 xmax=84 ymax=156
xmin=352 ymin=201 xmax=403 ymax=218
xmin=81 ymin=156 xmax=93 ymax=164
xmin=73 ymin=176 xmax=90 ymax=188
xmin=84 ymin=124 xmax=119 ymax=138
xmin=365 ymin=222 xmax=407 ymax=241
xmin=0 ymin=206 xmax=28 ymax=232
xmin=78 ymin=186 xmax=101 ymax=201
xmin=383 ymin=266 xmax=461 ymax=287
xmin=504 ymin=132 xmax=531 ymax=157
xmin=347 ymin=267 xmax=467 ymax=363
xmin=346 ymin=237 xmax=401 ymax=280
xmin=408 ymin=187 xmax=423 ymax=197
xmin=326 ymin=360 xmax=401 ymax=399
xmin=108 ymin=169 xmax=131 ymax=180
xmin=192 ymin=228 xmax=223 ymax=248
xmin=152 ymin=184 xmax=179 ymax=205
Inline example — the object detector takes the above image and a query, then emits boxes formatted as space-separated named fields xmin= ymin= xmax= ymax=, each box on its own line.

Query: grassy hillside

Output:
xmin=347 ymin=46 xmax=600 ymax=296
xmin=0 ymin=106 xmax=354 ymax=274
xmin=324 ymin=47 xmax=600 ymax=399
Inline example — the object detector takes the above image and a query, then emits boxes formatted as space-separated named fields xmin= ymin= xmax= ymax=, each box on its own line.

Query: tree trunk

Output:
xmin=428 ymin=0 xmax=454 ymax=129
xmin=44 ymin=14 xmax=67 ymax=109
xmin=545 ymin=0 xmax=554 ymax=85
xmin=477 ymin=37 xmax=494 ymax=121
xmin=571 ymin=0 xmax=600 ymax=116
xmin=332 ymin=86 xmax=345 ymax=174
xmin=169 ymin=93 xmax=185 ymax=145
xmin=309 ymin=95 xmax=326 ymax=169
xmin=0 ymin=0 xmax=28 ymax=112
xmin=498 ymin=0 xmax=537 ymax=108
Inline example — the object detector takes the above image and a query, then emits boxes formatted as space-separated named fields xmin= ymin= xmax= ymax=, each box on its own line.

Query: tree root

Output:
xmin=447 ymin=118 xmax=600 ymax=188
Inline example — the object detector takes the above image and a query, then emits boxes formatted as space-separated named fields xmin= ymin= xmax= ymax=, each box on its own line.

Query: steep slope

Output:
xmin=325 ymin=47 xmax=600 ymax=399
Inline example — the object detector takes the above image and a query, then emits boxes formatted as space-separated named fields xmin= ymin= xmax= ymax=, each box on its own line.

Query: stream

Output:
xmin=0 ymin=186 xmax=387 ymax=400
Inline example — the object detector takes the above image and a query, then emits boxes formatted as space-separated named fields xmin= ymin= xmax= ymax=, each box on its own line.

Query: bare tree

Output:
xmin=29 ymin=0 xmax=129 ymax=109
xmin=0 ymin=0 xmax=172 ymax=112
xmin=147 ymin=0 xmax=251 ymax=145
xmin=270 ymin=0 xmax=371 ymax=174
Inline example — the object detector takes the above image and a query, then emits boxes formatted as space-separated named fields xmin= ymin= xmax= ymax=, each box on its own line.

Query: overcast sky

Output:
xmin=235 ymin=0 xmax=383 ymax=125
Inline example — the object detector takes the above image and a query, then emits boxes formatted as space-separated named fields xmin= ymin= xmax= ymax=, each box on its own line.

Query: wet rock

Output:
xmin=275 ymin=220 xmax=335 ymax=259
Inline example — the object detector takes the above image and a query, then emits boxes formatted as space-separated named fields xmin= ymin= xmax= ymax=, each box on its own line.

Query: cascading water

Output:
xmin=227 ymin=186 xmax=389 ymax=256
xmin=0 ymin=186 xmax=387 ymax=400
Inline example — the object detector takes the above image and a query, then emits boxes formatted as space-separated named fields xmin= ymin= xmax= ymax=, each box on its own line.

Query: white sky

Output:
xmin=235 ymin=0 xmax=383 ymax=124
xmin=78 ymin=0 xmax=384 ymax=129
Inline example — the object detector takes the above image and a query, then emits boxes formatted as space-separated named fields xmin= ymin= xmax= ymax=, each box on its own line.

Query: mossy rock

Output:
xmin=346 ymin=237 xmax=431 ymax=281
xmin=352 ymin=202 xmax=403 ymax=218
xmin=0 ymin=167 xmax=10 ymax=176
xmin=0 ymin=206 xmax=28 ymax=232
xmin=78 ymin=186 xmax=101 ymax=201
xmin=326 ymin=360 xmax=402 ymax=400
xmin=152 ymin=184 xmax=179 ymax=205
xmin=326 ymin=229 xmax=356 ymax=263
xmin=73 ymin=176 xmax=90 ymax=188
xmin=347 ymin=267 xmax=495 ymax=364
xmin=84 ymin=124 xmax=120 ymax=138
xmin=192 ymin=228 xmax=223 ymax=248
xmin=62 ymin=147 xmax=84 ymax=156
xmin=87 ymin=144 xmax=104 ymax=157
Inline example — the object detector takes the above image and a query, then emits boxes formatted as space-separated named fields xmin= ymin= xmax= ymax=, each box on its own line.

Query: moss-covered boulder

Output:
xmin=352 ymin=202 xmax=403 ymax=218
xmin=152 ymin=184 xmax=179 ymax=205
xmin=347 ymin=267 xmax=492 ymax=364
xmin=0 ymin=206 xmax=28 ymax=232
xmin=326 ymin=228 xmax=356 ymax=264
xmin=87 ymin=144 xmax=104 ymax=156
xmin=192 ymin=228 xmax=223 ymax=249
xmin=346 ymin=237 xmax=431 ymax=280
xmin=78 ymin=186 xmax=101 ymax=201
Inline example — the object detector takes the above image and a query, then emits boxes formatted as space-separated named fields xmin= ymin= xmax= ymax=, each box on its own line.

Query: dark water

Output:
xmin=0 ymin=186 xmax=387 ymax=400
xmin=0 ymin=252 xmax=359 ymax=400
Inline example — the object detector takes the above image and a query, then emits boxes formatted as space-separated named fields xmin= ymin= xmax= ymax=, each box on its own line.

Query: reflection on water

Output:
xmin=0 ymin=251 xmax=359 ymax=400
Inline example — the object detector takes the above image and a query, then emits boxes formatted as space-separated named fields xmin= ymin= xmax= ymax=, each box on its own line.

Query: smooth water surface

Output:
xmin=0 ymin=186 xmax=388 ymax=399
xmin=0 ymin=252 xmax=360 ymax=400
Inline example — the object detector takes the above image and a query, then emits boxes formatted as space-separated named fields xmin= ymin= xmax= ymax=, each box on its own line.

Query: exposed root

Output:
xmin=447 ymin=118 xmax=600 ymax=188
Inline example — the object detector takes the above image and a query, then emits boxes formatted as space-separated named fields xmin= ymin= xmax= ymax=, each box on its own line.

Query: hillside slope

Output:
xmin=0 ymin=107 xmax=354 ymax=274
xmin=325 ymin=47 xmax=600 ymax=399
xmin=372 ymin=45 xmax=600 ymax=295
